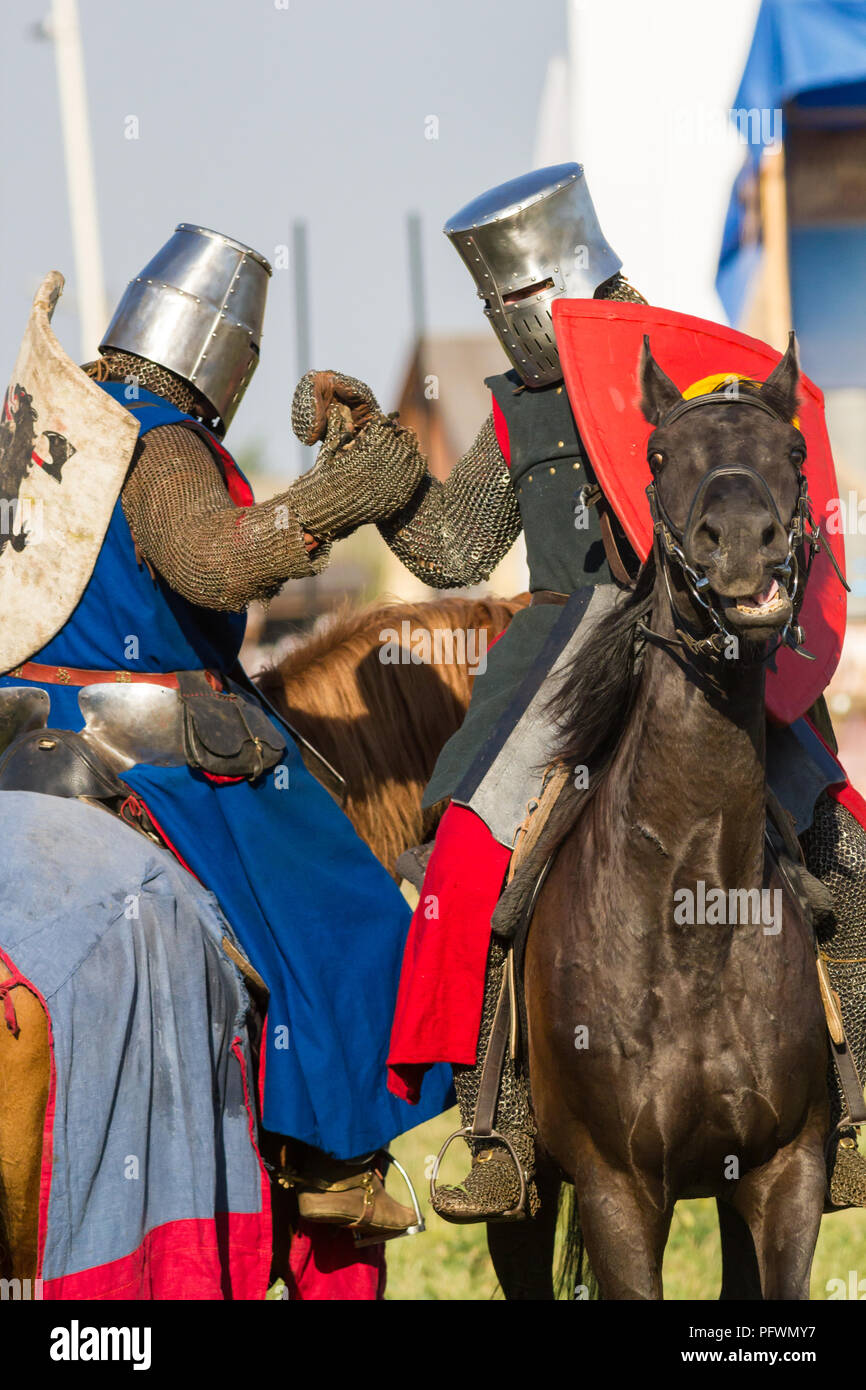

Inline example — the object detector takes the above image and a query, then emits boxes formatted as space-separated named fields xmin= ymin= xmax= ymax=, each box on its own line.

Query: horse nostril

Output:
xmin=761 ymin=525 xmax=778 ymax=549
xmin=702 ymin=523 xmax=720 ymax=547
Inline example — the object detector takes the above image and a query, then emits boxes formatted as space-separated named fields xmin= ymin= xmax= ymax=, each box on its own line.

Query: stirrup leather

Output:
xmin=429 ymin=950 xmax=528 ymax=1221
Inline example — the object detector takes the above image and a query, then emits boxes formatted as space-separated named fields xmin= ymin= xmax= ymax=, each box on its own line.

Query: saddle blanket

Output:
xmin=0 ymin=793 xmax=270 ymax=1300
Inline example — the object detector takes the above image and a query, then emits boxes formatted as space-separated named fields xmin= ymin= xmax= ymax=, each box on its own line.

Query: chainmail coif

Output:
xmin=85 ymin=350 xmax=217 ymax=425
xmin=801 ymin=793 xmax=866 ymax=1206
xmin=377 ymin=273 xmax=649 ymax=589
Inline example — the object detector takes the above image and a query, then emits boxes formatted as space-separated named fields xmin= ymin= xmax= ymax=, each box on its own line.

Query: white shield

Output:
xmin=0 ymin=272 xmax=140 ymax=671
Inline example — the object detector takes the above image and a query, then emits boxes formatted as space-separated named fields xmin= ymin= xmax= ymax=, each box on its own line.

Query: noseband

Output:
xmin=640 ymin=393 xmax=848 ymax=665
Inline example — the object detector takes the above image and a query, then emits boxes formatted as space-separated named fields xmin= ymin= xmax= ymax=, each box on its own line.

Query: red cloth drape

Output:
xmin=388 ymin=804 xmax=510 ymax=1103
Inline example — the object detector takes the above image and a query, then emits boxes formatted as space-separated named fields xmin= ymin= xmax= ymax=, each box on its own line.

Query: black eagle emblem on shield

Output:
xmin=0 ymin=383 xmax=75 ymax=558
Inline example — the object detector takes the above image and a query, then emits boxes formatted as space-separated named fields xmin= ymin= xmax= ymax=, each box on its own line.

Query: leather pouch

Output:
xmin=176 ymin=672 xmax=285 ymax=780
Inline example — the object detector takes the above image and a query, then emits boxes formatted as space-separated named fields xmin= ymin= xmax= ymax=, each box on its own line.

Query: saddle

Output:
xmin=0 ymin=726 xmax=164 ymax=844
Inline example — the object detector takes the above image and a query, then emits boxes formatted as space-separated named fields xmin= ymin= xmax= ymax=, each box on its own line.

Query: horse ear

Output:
xmin=639 ymin=335 xmax=682 ymax=425
xmin=760 ymin=332 xmax=800 ymax=421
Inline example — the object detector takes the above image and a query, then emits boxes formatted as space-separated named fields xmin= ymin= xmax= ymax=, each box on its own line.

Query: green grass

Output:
xmin=386 ymin=1108 xmax=866 ymax=1300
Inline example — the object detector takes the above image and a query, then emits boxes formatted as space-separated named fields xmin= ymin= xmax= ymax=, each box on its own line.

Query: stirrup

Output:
xmin=429 ymin=1125 xmax=527 ymax=1222
xmin=350 ymin=1152 xmax=426 ymax=1248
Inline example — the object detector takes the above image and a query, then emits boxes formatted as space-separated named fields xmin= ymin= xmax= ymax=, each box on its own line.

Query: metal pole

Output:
xmin=406 ymin=211 xmax=433 ymax=457
xmin=407 ymin=211 xmax=427 ymax=343
xmin=291 ymin=220 xmax=319 ymax=614
xmin=50 ymin=0 xmax=108 ymax=359
xmin=292 ymin=221 xmax=312 ymax=373
xmin=567 ymin=0 xmax=582 ymax=157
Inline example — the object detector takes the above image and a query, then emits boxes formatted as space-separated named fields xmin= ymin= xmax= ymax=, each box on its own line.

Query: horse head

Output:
xmin=639 ymin=335 xmax=806 ymax=647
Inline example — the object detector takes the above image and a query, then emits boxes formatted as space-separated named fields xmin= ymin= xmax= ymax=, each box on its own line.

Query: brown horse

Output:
xmin=258 ymin=593 xmax=527 ymax=875
xmin=0 ymin=592 xmax=524 ymax=1286
xmin=524 ymin=337 xmax=829 ymax=1299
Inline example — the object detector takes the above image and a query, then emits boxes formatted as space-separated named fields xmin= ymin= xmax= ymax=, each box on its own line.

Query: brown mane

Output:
xmin=256 ymin=593 xmax=528 ymax=874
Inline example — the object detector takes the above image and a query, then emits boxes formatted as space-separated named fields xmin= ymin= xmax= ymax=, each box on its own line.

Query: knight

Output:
xmin=0 ymin=225 xmax=453 ymax=1291
xmin=291 ymin=164 xmax=866 ymax=1222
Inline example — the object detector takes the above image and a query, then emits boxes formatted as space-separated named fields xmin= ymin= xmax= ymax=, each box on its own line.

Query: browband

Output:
xmin=658 ymin=391 xmax=791 ymax=430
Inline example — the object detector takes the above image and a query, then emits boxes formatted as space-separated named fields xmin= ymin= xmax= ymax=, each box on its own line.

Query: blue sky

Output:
xmin=0 ymin=0 xmax=566 ymax=475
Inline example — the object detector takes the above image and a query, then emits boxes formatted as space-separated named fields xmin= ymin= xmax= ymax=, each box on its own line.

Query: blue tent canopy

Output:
xmin=716 ymin=0 xmax=866 ymax=323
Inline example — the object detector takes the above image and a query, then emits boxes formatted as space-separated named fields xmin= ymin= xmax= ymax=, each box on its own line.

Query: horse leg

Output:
xmin=724 ymin=1129 xmax=825 ymax=1300
xmin=575 ymin=1160 xmax=672 ymax=1300
xmin=717 ymin=1198 xmax=762 ymax=1299
xmin=0 ymin=968 xmax=50 ymax=1280
xmin=486 ymin=1154 xmax=559 ymax=1300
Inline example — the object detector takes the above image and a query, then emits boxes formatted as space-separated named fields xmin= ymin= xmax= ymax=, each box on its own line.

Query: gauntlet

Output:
xmin=290 ymin=370 xmax=428 ymax=539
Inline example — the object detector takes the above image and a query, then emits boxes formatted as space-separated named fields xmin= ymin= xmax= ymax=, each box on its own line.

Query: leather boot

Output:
xmin=801 ymin=793 xmax=866 ymax=1208
xmin=276 ymin=1143 xmax=417 ymax=1237
xmin=431 ymin=937 xmax=539 ymax=1223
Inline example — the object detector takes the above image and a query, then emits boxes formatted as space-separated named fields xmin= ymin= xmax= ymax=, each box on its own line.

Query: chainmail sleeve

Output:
xmin=376 ymin=414 xmax=521 ymax=589
xmin=121 ymin=423 xmax=331 ymax=612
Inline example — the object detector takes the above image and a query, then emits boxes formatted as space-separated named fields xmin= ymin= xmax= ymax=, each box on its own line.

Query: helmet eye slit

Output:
xmin=502 ymin=278 xmax=555 ymax=306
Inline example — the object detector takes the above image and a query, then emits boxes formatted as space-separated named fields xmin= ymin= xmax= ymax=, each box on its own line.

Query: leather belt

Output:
xmin=7 ymin=661 xmax=223 ymax=692
xmin=529 ymin=589 xmax=569 ymax=607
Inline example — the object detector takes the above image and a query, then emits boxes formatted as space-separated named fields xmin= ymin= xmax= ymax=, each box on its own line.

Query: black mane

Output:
xmin=549 ymin=556 xmax=656 ymax=771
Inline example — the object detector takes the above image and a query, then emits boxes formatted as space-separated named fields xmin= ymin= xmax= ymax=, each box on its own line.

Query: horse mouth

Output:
xmin=718 ymin=578 xmax=792 ymax=631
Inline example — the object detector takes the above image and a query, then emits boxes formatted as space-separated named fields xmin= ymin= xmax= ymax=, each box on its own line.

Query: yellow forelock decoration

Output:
xmin=682 ymin=371 xmax=800 ymax=429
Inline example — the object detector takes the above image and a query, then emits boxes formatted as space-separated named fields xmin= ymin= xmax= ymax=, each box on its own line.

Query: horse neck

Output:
xmin=611 ymin=588 xmax=768 ymax=888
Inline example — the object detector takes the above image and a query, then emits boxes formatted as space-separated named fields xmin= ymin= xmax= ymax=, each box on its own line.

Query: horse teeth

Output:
xmin=736 ymin=594 xmax=786 ymax=615
xmin=734 ymin=577 xmax=787 ymax=615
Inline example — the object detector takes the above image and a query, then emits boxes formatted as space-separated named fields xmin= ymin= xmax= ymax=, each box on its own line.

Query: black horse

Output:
xmin=490 ymin=336 xmax=831 ymax=1299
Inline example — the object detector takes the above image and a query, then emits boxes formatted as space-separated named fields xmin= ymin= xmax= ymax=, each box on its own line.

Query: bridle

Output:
xmin=639 ymin=391 xmax=848 ymax=666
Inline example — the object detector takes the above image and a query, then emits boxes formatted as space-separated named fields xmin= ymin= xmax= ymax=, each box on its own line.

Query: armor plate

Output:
xmin=0 ymin=273 xmax=140 ymax=673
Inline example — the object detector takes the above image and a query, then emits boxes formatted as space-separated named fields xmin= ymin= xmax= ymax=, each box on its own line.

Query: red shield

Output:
xmin=552 ymin=299 xmax=847 ymax=726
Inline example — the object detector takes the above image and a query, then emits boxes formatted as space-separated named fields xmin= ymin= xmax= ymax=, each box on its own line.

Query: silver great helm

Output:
xmin=100 ymin=224 xmax=272 ymax=433
xmin=444 ymin=163 xmax=621 ymax=389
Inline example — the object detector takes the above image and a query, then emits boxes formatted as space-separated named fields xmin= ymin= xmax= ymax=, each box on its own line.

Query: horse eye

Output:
xmin=790 ymin=446 xmax=805 ymax=466
xmin=648 ymin=451 xmax=665 ymax=472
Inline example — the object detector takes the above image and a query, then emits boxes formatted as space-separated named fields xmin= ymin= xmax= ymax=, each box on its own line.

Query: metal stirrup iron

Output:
xmin=351 ymin=1153 xmax=427 ymax=1249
